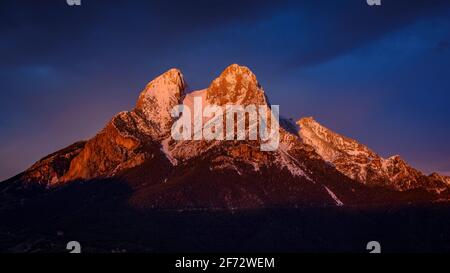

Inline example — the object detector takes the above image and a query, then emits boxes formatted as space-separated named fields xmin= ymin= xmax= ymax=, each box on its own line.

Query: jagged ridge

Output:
xmin=298 ymin=117 xmax=449 ymax=193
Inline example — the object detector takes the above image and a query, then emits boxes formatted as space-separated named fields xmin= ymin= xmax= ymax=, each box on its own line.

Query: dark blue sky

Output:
xmin=1 ymin=0 xmax=450 ymax=180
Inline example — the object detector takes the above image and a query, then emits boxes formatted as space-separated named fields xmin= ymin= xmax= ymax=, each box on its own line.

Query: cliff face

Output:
xmin=22 ymin=142 xmax=86 ymax=185
xmin=206 ymin=64 xmax=267 ymax=106
xmin=59 ymin=69 xmax=186 ymax=182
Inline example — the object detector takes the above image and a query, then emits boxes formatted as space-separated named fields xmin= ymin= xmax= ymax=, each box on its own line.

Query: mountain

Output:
xmin=2 ymin=64 xmax=450 ymax=209
xmin=298 ymin=117 xmax=450 ymax=193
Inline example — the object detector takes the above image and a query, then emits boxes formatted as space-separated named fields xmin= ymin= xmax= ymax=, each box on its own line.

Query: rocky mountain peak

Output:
xmin=429 ymin=172 xmax=450 ymax=186
xmin=206 ymin=64 xmax=267 ymax=105
xmin=136 ymin=68 xmax=185 ymax=110
xmin=298 ymin=117 xmax=450 ymax=192
xmin=297 ymin=117 xmax=376 ymax=162
xmin=134 ymin=68 xmax=186 ymax=135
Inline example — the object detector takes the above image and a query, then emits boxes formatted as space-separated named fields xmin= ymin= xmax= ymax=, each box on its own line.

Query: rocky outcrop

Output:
xmin=206 ymin=64 xmax=268 ymax=106
xmin=22 ymin=141 xmax=86 ymax=185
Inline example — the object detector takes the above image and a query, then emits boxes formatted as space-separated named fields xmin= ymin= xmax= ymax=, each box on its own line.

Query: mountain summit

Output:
xmin=136 ymin=68 xmax=186 ymax=134
xmin=207 ymin=64 xmax=267 ymax=106
xmin=3 ymin=64 xmax=450 ymax=209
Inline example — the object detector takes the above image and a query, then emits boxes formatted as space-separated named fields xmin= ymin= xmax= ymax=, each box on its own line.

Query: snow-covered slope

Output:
xmin=298 ymin=117 xmax=449 ymax=193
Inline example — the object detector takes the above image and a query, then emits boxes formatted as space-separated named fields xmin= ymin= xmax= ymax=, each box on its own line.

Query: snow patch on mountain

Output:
xmin=324 ymin=186 xmax=344 ymax=206
xmin=161 ymin=137 xmax=178 ymax=166
xmin=277 ymin=142 xmax=312 ymax=180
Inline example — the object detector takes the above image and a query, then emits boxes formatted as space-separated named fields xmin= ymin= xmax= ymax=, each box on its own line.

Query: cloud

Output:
xmin=283 ymin=0 xmax=450 ymax=68
xmin=2 ymin=0 xmax=449 ymax=71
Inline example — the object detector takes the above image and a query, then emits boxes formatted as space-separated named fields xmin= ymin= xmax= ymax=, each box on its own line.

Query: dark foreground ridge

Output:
xmin=1 ymin=178 xmax=450 ymax=253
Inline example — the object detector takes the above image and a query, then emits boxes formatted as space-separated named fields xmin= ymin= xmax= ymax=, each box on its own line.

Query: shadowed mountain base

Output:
xmin=1 ymin=179 xmax=450 ymax=253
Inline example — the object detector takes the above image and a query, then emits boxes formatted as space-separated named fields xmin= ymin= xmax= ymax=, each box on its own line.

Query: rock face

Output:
xmin=135 ymin=68 xmax=186 ymax=137
xmin=4 ymin=64 xmax=450 ymax=209
xmin=298 ymin=117 xmax=449 ymax=193
xmin=429 ymin=172 xmax=450 ymax=187
xmin=206 ymin=64 xmax=268 ymax=106
xmin=22 ymin=142 xmax=86 ymax=185
xmin=61 ymin=69 xmax=186 ymax=182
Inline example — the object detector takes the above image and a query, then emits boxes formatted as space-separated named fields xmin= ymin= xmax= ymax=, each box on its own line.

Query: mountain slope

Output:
xmin=2 ymin=64 xmax=450 ymax=209
xmin=298 ymin=117 xmax=449 ymax=193
xmin=61 ymin=69 xmax=186 ymax=182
